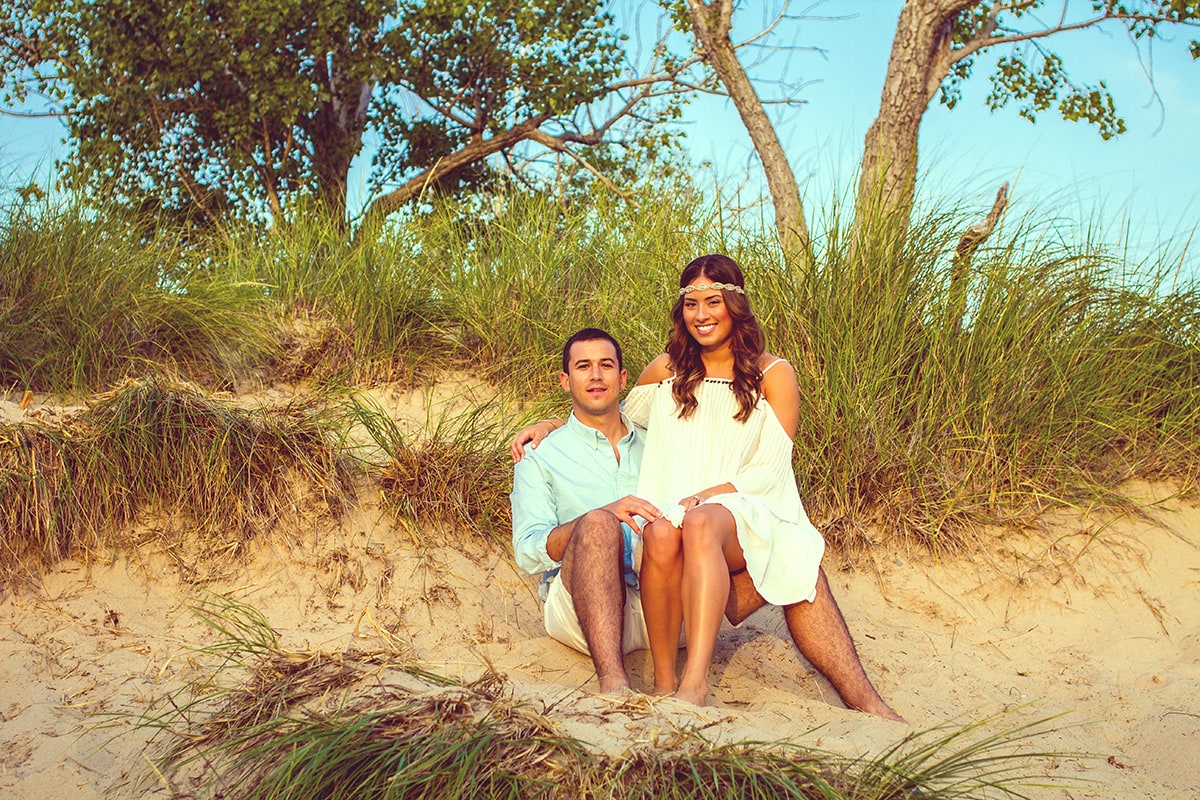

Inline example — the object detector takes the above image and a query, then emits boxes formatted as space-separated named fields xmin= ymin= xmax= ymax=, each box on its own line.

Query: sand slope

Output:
xmin=1 ymin=391 xmax=1197 ymax=799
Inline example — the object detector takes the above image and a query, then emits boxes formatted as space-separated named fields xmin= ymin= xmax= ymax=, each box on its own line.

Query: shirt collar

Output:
xmin=564 ymin=411 xmax=636 ymax=449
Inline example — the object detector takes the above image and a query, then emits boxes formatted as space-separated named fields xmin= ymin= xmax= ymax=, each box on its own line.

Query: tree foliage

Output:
xmin=940 ymin=1 xmax=1200 ymax=141
xmin=0 ymin=0 xmax=689 ymax=228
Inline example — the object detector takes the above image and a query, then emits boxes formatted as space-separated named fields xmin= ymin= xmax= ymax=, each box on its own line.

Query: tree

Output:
xmin=858 ymin=0 xmax=1197 ymax=242
xmin=669 ymin=1 xmax=1199 ymax=257
xmin=0 ymin=0 xmax=694 ymax=229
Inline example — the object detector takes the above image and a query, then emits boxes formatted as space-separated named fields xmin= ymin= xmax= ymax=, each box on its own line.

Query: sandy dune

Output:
xmin=1 ymin=389 xmax=1197 ymax=799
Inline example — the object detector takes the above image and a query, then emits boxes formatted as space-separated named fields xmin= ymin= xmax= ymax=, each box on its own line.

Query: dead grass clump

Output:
xmin=0 ymin=378 xmax=353 ymax=577
xmin=273 ymin=308 xmax=359 ymax=384
xmin=348 ymin=397 xmax=513 ymax=544
xmin=150 ymin=601 xmax=582 ymax=799
xmin=145 ymin=599 xmax=1073 ymax=800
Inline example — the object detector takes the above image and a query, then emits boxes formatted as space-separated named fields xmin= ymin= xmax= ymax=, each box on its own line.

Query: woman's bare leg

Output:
xmin=640 ymin=518 xmax=684 ymax=694
xmin=675 ymin=505 xmax=745 ymax=706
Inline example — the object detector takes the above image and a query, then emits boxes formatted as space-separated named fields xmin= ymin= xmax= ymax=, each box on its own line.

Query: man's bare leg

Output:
xmin=783 ymin=568 xmax=905 ymax=722
xmin=725 ymin=568 xmax=767 ymax=626
xmin=560 ymin=509 xmax=630 ymax=694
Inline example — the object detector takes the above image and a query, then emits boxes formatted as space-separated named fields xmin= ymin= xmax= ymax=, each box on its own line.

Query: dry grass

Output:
xmin=141 ymin=598 xmax=1074 ymax=800
xmin=346 ymin=395 xmax=515 ymax=545
xmin=0 ymin=378 xmax=353 ymax=578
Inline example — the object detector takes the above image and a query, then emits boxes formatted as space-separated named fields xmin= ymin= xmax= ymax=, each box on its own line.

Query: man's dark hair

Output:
xmin=561 ymin=328 xmax=623 ymax=373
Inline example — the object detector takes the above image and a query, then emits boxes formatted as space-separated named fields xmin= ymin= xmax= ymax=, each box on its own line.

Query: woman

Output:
xmin=619 ymin=254 xmax=824 ymax=705
xmin=514 ymin=255 xmax=898 ymax=717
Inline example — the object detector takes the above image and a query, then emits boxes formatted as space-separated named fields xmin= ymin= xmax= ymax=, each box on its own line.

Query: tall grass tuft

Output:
xmin=780 ymin=204 xmax=1200 ymax=550
xmin=3 ymin=181 xmax=1196 ymax=553
xmin=144 ymin=598 xmax=1074 ymax=800
xmin=0 ymin=196 xmax=270 ymax=392
xmin=388 ymin=186 xmax=1199 ymax=552
xmin=345 ymin=394 xmax=515 ymax=543
xmin=213 ymin=208 xmax=457 ymax=385
xmin=404 ymin=187 xmax=739 ymax=396
xmin=0 ymin=378 xmax=352 ymax=575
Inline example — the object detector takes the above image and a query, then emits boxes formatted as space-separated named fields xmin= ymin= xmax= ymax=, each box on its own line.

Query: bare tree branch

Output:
xmin=948 ymin=182 xmax=1008 ymax=334
xmin=527 ymin=128 xmax=635 ymax=202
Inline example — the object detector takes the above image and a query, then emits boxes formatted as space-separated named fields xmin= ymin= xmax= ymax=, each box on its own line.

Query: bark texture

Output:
xmin=305 ymin=57 xmax=375 ymax=229
xmin=855 ymin=0 xmax=978 ymax=241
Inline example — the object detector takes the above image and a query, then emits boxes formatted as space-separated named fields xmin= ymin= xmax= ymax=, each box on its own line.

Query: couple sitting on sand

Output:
xmin=509 ymin=254 xmax=903 ymax=721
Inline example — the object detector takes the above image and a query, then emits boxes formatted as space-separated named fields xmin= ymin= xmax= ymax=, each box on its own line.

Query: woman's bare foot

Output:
xmin=671 ymin=686 xmax=707 ymax=706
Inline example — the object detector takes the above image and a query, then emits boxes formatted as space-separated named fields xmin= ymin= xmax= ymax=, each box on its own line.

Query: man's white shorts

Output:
xmin=544 ymin=575 xmax=651 ymax=656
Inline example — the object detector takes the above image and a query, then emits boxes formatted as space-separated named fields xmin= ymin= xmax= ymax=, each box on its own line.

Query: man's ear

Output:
xmin=619 ymin=368 xmax=628 ymax=390
xmin=560 ymin=371 xmax=570 ymax=392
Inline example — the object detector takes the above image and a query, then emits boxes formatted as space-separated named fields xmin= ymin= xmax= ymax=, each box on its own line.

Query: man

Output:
xmin=510 ymin=328 xmax=660 ymax=694
xmin=511 ymin=329 xmax=902 ymax=720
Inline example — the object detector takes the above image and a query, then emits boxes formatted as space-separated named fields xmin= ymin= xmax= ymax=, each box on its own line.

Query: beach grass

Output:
xmin=780 ymin=205 xmax=1200 ymax=550
xmin=2 ymin=183 xmax=1198 ymax=560
xmin=214 ymin=206 xmax=459 ymax=386
xmin=344 ymin=393 xmax=517 ymax=544
xmin=138 ymin=597 xmax=1077 ymax=800
xmin=0 ymin=377 xmax=352 ymax=575
xmin=0 ymin=196 xmax=271 ymax=393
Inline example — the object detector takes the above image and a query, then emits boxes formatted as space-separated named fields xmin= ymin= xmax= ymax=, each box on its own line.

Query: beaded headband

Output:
xmin=678 ymin=282 xmax=745 ymax=297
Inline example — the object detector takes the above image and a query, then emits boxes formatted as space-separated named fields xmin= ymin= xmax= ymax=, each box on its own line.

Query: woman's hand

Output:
xmin=509 ymin=419 xmax=561 ymax=462
xmin=678 ymin=483 xmax=735 ymax=512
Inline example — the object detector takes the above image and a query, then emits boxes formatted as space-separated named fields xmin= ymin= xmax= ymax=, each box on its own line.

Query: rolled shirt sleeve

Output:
xmin=510 ymin=453 xmax=563 ymax=578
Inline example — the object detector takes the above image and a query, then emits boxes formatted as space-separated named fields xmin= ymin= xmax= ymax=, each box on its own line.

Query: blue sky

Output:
xmin=678 ymin=1 xmax=1199 ymax=275
xmin=2 ymin=1 xmax=1197 ymax=274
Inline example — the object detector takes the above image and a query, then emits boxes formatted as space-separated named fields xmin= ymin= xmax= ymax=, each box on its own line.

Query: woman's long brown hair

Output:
xmin=666 ymin=254 xmax=766 ymax=422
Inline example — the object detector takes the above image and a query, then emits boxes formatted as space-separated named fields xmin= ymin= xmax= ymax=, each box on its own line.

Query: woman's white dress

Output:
xmin=623 ymin=373 xmax=825 ymax=605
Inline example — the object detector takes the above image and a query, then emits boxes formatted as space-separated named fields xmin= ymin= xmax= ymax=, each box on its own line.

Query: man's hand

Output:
xmin=600 ymin=495 xmax=661 ymax=535
xmin=510 ymin=420 xmax=555 ymax=462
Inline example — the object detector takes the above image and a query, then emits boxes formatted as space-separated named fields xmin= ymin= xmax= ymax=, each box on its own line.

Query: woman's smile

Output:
xmin=682 ymin=281 xmax=732 ymax=347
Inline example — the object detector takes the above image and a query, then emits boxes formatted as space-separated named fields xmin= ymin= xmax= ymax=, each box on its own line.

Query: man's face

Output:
xmin=560 ymin=338 xmax=626 ymax=418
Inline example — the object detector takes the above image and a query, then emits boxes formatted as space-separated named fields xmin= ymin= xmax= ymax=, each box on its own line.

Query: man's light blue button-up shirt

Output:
xmin=510 ymin=412 xmax=644 ymax=598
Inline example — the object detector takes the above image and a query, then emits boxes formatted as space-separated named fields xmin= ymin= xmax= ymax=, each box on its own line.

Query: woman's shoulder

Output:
xmin=759 ymin=354 xmax=798 ymax=395
xmin=635 ymin=353 xmax=674 ymax=386
xmin=757 ymin=353 xmax=799 ymax=437
xmin=758 ymin=353 xmax=792 ymax=375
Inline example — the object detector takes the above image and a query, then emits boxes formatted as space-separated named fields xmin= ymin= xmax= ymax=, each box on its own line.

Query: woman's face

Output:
xmin=681 ymin=276 xmax=733 ymax=350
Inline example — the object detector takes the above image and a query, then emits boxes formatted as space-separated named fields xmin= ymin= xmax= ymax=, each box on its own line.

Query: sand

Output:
xmin=1 ymin=386 xmax=1197 ymax=799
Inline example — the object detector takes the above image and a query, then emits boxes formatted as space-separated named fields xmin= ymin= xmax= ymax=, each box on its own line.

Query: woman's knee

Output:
xmin=641 ymin=518 xmax=681 ymax=564
xmin=681 ymin=508 xmax=733 ymax=553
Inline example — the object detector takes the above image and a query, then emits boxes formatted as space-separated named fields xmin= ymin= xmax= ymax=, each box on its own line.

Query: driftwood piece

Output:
xmin=948 ymin=182 xmax=1009 ymax=334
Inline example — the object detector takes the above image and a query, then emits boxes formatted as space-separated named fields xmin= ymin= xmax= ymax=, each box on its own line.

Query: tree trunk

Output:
xmin=685 ymin=0 xmax=810 ymax=266
xmin=305 ymin=55 xmax=374 ymax=231
xmin=854 ymin=0 xmax=977 ymax=247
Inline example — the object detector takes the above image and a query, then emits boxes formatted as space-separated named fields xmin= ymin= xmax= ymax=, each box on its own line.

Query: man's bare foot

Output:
xmin=852 ymin=698 xmax=906 ymax=723
xmin=597 ymin=676 xmax=632 ymax=695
